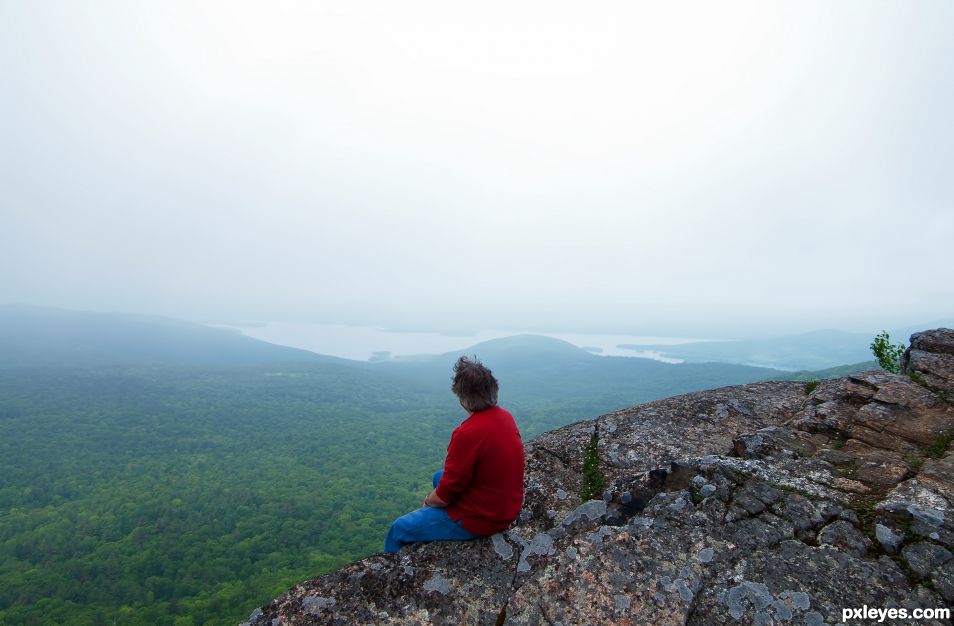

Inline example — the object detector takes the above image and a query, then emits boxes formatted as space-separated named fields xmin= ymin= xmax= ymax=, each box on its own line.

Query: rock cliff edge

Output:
xmin=244 ymin=329 xmax=954 ymax=625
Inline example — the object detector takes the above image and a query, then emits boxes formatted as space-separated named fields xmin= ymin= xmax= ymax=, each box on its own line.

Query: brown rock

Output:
xmin=919 ymin=454 xmax=954 ymax=503
xmin=903 ymin=328 xmax=954 ymax=395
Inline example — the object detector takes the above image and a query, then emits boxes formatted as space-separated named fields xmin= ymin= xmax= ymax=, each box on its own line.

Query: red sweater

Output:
xmin=434 ymin=405 xmax=525 ymax=535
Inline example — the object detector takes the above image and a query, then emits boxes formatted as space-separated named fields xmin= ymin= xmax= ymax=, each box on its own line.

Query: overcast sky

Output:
xmin=2 ymin=1 xmax=952 ymax=336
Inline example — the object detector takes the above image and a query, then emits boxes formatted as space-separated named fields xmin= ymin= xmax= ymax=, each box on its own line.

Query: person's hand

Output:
xmin=423 ymin=489 xmax=448 ymax=508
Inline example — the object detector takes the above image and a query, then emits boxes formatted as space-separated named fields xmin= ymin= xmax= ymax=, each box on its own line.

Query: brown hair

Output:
xmin=451 ymin=356 xmax=499 ymax=413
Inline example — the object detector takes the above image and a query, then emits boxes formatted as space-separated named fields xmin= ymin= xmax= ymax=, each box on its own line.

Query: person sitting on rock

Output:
xmin=384 ymin=356 xmax=525 ymax=553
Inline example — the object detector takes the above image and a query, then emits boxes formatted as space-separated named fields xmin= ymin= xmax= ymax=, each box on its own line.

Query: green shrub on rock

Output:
xmin=870 ymin=331 xmax=905 ymax=374
xmin=581 ymin=431 xmax=605 ymax=501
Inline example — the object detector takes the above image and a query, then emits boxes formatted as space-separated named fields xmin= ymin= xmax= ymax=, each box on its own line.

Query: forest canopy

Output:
xmin=0 ymin=330 xmax=817 ymax=625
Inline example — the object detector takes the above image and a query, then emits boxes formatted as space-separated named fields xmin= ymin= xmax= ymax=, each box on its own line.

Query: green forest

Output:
xmin=0 ymin=353 xmax=793 ymax=625
xmin=0 ymin=364 xmax=461 ymax=625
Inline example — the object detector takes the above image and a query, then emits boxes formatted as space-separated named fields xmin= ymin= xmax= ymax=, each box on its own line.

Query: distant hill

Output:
xmin=764 ymin=360 xmax=880 ymax=382
xmin=0 ymin=307 xmax=784 ymax=423
xmin=374 ymin=334 xmax=784 ymax=431
xmin=618 ymin=323 xmax=954 ymax=371
xmin=0 ymin=305 xmax=346 ymax=368
xmin=384 ymin=334 xmax=591 ymax=368
xmin=619 ymin=329 xmax=875 ymax=370
xmin=5 ymin=304 xmax=877 ymax=428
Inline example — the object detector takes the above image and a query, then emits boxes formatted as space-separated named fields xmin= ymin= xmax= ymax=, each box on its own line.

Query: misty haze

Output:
xmin=1 ymin=1 xmax=952 ymax=625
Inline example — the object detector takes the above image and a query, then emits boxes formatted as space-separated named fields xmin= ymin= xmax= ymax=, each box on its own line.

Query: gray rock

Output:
xmin=675 ymin=578 xmax=694 ymax=602
xmin=804 ymin=611 xmax=826 ymax=626
xmin=697 ymin=547 xmax=715 ymax=563
xmin=876 ymin=523 xmax=904 ymax=553
xmin=775 ymin=493 xmax=826 ymax=532
xmin=726 ymin=581 xmax=774 ymax=619
xmin=301 ymin=595 xmax=336 ymax=613
xmin=728 ymin=516 xmax=792 ymax=552
xmin=734 ymin=433 xmax=766 ymax=458
xmin=586 ymin=526 xmax=613 ymax=545
xmin=515 ymin=531 xmax=556 ymax=574
xmin=782 ymin=590 xmax=811 ymax=610
xmin=241 ymin=607 xmax=263 ymax=626
xmin=547 ymin=525 xmax=567 ymax=540
xmin=908 ymin=504 xmax=945 ymax=528
xmin=734 ymin=492 xmax=767 ymax=516
xmin=818 ymin=520 xmax=868 ymax=557
xmin=491 ymin=532 xmax=513 ymax=561
xmin=421 ymin=573 xmax=451 ymax=595
xmin=901 ymin=541 xmax=953 ymax=579
xmin=561 ymin=499 xmax=607 ymax=530
xmin=668 ymin=494 xmax=688 ymax=513
xmin=933 ymin=558 xmax=954 ymax=602
xmin=877 ymin=555 xmax=909 ymax=588
xmin=747 ymin=480 xmax=784 ymax=505
xmin=528 ymin=532 xmax=555 ymax=556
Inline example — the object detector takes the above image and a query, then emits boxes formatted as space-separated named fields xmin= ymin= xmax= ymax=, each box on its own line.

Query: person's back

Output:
xmin=437 ymin=404 xmax=524 ymax=535
xmin=384 ymin=356 xmax=524 ymax=552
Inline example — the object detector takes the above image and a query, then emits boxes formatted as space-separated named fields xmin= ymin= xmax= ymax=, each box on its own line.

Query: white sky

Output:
xmin=2 ymin=1 xmax=952 ymax=336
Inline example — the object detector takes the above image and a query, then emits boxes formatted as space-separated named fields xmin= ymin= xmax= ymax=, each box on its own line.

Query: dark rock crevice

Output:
xmin=531 ymin=444 xmax=573 ymax=468
xmin=536 ymin=601 xmax=555 ymax=626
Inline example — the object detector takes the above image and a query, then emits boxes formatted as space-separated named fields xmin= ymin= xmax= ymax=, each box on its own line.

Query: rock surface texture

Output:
xmin=244 ymin=330 xmax=954 ymax=625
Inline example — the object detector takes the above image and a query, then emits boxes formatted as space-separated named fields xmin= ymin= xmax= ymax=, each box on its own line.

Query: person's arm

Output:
xmin=432 ymin=427 xmax=478 ymax=505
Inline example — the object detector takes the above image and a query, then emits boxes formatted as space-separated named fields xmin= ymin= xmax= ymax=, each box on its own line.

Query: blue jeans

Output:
xmin=384 ymin=470 xmax=478 ymax=553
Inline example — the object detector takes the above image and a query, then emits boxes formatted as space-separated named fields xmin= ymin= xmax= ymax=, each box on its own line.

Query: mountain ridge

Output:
xmin=618 ymin=323 xmax=954 ymax=371
xmin=0 ymin=304 xmax=348 ymax=368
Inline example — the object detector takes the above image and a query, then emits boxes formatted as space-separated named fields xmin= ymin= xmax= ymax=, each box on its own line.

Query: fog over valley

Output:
xmin=2 ymin=1 xmax=952 ymax=337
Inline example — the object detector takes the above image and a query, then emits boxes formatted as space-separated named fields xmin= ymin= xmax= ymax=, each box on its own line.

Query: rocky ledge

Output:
xmin=243 ymin=329 xmax=954 ymax=625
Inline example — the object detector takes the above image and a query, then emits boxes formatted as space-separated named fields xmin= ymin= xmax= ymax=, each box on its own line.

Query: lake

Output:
xmin=215 ymin=321 xmax=707 ymax=363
